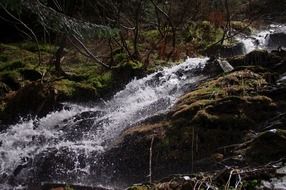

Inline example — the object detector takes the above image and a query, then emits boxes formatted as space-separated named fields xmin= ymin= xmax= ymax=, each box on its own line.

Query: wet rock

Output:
xmin=228 ymin=50 xmax=283 ymax=69
xmin=59 ymin=110 xmax=106 ymax=141
xmin=40 ymin=182 xmax=112 ymax=190
xmin=112 ymin=60 xmax=146 ymax=90
xmin=202 ymin=57 xmax=224 ymax=76
xmin=134 ymin=98 xmax=171 ymax=119
xmin=262 ymin=113 xmax=286 ymax=131
xmin=243 ymin=129 xmax=286 ymax=164
xmin=267 ymin=32 xmax=286 ymax=50
xmin=33 ymin=147 xmax=98 ymax=183
xmin=101 ymin=97 xmax=275 ymax=182
xmin=144 ymin=72 xmax=164 ymax=87
xmin=100 ymin=69 xmax=281 ymax=184
xmin=203 ymin=58 xmax=233 ymax=76
xmin=205 ymin=42 xmax=246 ymax=58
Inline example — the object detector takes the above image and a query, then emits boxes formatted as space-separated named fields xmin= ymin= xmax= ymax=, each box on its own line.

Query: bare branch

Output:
xmin=0 ymin=3 xmax=41 ymax=65
xmin=71 ymin=34 xmax=111 ymax=69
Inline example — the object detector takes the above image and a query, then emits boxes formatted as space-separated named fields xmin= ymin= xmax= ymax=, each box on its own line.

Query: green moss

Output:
xmin=53 ymin=78 xmax=99 ymax=101
xmin=87 ymin=71 xmax=113 ymax=90
xmin=242 ymin=179 xmax=261 ymax=189
xmin=231 ymin=21 xmax=253 ymax=35
xmin=0 ymin=70 xmax=22 ymax=80
xmin=0 ymin=43 xmax=38 ymax=64
xmin=127 ymin=184 xmax=153 ymax=190
xmin=16 ymin=41 xmax=56 ymax=54
xmin=127 ymin=60 xmax=143 ymax=69
xmin=65 ymin=185 xmax=74 ymax=190
xmin=0 ymin=60 xmax=25 ymax=72
xmin=184 ymin=21 xmax=224 ymax=48
xmin=114 ymin=52 xmax=128 ymax=63
xmin=171 ymin=70 xmax=270 ymax=126
xmin=53 ymin=79 xmax=76 ymax=97
xmin=111 ymin=60 xmax=146 ymax=89
xmin=0 ymin=55 xmax=8 ymax=62
xmin=142 ymin=30 xmax=160 ymax=42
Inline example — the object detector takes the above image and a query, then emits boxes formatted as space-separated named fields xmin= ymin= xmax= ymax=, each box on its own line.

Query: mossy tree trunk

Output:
xmin=53 ymin=35 xmax=67 ymax=76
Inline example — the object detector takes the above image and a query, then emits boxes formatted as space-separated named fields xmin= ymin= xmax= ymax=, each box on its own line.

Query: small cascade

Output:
xmin=237 ymin=24 xmax=286 ymax=54
xmin=0 ymin=58 xmax=208 ymax=189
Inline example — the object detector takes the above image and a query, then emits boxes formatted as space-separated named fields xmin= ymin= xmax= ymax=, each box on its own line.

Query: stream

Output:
xmin=0 ymin=24 xmax=285 ymax=189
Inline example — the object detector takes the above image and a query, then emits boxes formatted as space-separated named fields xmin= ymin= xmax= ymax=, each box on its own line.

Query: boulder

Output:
xmin=243 ymin=129 xmax=286 ymax=164
xmin=58 ymin=110 xmax=106 ymax=141
xmin=112 ymin=60 xmax=146 ymax=90
xmin=0 ymin=82 xmax=59 ymax=124
xmin=98 ymin=69 xmax=278 ymax=184
xmin=267 ymin=32 xmax=286 ymax=50
xmin=203 ymin=58 xmax=233 ymax=76
xmin=202 ymin=57 xmax=224 ymax=76
xmin=43 ymin=183 xmax=111 ymax=190
xmin=205 ymin=42 xmax=246 ymax=58
xmin=228 ymin=50 xmax=283 ymax=69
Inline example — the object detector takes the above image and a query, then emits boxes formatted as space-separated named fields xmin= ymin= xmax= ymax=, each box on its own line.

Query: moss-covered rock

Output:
xmin=127 ymin=184 xmax=154 ymax=190
xmin=231 ymin=21 xmax=253 ymax=35
xmin=0 ymin=60 xmax=26 ymax=72
xmin=99 ymin=68 xmax=283 ymax=184
xmin=112 ymin=60 xmax=145 ymax=88
xmin=228 ymin=50 xmax=283 ymax=69
xmin=173 ymin=69 xmax=268 ymax=109
xmin=0 ymin=82 xmax=58 ymax=124
xmin=205 ymin=42 xmax=246 ymax=58
xmin=52 ymin=79 xmax=98 ymax=102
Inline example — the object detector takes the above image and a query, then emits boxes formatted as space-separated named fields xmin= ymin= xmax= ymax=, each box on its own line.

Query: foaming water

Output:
xmin=237 ymin=24 xmax=286 ymax=54
xmin=0 ymin=57 xmax=208 ymax=189
xmin=238 ymin=30 xmax=269 ymax=53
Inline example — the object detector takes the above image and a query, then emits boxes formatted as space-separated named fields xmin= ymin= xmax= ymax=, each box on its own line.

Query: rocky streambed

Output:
xmin=1 ymin=24 xmax=286 ymax=190
xmin=120 ymin=52 xmax=286 ymax=189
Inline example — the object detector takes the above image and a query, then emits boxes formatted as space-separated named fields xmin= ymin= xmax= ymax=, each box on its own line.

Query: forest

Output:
xmin=0 ymin=0 xmax=286 ymax=189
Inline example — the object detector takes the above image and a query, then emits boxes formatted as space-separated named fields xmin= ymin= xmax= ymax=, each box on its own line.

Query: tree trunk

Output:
xmin=54 ymin=36 xmax=67 ymax=76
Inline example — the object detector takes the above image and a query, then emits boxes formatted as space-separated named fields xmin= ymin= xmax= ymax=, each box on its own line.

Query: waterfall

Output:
xmin=0 ymin=57 xmax=208 ymax=189
xmin=237 ymin=24 xmax=286 ymax=54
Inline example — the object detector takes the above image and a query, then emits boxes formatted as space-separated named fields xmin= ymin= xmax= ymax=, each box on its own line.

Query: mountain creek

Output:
xmin=1 ymin=24 xmax=286 ymax=190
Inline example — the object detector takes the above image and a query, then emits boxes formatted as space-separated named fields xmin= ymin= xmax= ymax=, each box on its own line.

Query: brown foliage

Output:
xmin=208 ymin=11 xmax=225 ymax=28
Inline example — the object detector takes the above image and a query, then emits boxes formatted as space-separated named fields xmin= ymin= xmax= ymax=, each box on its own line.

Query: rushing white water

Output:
xmin=0 ymin=57 xmax=208 ymax=189
xmin=238 ymin=30 xmax=269 ymax=53
xmin=237 ymin=24 xmax=286 ymax=54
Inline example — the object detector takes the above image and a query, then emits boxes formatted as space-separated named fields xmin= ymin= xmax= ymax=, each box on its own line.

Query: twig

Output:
xmin=209 ymin=14 xmax=262 ymax=48
xmin=192 ymin=126 xmax=195 ymax=172
xmin=0 ymin=3 xmax=41 ymax=65
xmin=225 ymin=169 xmax=234 ymax=190
xmin=149 ymin=135 xmax=155 ymax=184
xmin=71 ymin=34 xmax=110 ymax=69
